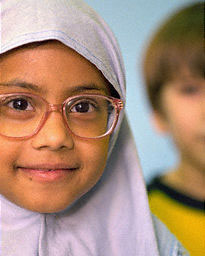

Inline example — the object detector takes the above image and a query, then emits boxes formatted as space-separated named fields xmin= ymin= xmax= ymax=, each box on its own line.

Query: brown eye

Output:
xmin=70 ymin=100 xmax=97 ymax=113
xmin=6 ymin=97 xmax=34 ymax=111
xmin=179 ymin=84 xmax=201 ymax=95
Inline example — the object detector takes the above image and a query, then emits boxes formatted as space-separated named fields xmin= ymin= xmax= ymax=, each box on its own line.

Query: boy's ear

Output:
xmin=151 ymin=111 xmax=169 ymax=134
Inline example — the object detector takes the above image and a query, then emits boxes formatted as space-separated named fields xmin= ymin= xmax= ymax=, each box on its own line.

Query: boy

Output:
xmin=143 ymin=2 xmax=204 ymax=255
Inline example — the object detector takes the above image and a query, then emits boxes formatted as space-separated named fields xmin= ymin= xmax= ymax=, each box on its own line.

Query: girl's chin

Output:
xmin=11 ymin=196 xmax=75 ymax=213
xmin=23 ymin=203 xmax=71 ymax=213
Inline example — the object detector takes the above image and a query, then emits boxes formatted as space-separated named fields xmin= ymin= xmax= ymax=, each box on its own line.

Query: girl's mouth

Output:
xmin=17 ymin=164 xmax=80 ymax=183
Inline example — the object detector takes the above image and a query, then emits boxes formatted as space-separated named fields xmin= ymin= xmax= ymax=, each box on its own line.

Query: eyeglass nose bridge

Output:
xmin=48 ymin=103 xmax=63 ymax=113
xmin=44 ymin=103 xmax=66 ymax=126
xmin=39 ymin=102 xmax=69 ymax=136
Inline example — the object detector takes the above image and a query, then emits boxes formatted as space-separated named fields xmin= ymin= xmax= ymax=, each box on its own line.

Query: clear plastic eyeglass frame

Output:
xmin=0 ymin=92 xmax=124 ymax=140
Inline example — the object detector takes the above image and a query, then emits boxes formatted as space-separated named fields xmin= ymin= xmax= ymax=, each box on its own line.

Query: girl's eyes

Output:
xmin=6 ymin=97 xmax=34 ymax=111
xmin=70 ymin=100 xmax=97 ymax=113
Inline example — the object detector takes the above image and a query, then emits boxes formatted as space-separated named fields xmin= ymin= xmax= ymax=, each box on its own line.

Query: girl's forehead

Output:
xmin=0 ymin=41 xmax=111 ymax=97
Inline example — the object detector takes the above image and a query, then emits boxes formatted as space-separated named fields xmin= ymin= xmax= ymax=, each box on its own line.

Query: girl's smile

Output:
xmin=0 ymin=40 xmax=111 ymax=213
xmin=16 ymin=163 xmax=81 ymax=183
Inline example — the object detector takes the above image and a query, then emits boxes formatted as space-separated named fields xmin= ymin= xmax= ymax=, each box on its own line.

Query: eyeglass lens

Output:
xmin=0 ymin=94 xmax=117 ymax=138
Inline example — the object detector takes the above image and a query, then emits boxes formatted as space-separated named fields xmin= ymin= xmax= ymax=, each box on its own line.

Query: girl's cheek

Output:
xmin=0 ymin=139 xmax=24 ymax=167
xmin=78 ymin=137 xmax=109 ymax=170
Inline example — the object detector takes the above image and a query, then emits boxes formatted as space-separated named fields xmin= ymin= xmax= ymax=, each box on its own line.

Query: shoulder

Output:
xmin=151 ymin=215 xmax=189 ymax=256
xmin=147 ymin=175 xmax=205 ymax=211
xmin=147 ymin=175 xmax=164 ymax=193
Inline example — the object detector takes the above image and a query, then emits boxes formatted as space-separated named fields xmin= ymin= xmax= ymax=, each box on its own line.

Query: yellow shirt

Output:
xmin=148 ymin=177 xmax=205 ymax=256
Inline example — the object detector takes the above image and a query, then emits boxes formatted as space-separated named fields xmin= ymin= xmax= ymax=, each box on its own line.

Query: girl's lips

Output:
xmin=18 ymin=165 xmax=80 ymax=183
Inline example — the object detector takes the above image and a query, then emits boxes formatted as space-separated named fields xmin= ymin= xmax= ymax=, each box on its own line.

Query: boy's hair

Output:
xmin=143 ymin=2 xmax=204 ymax=111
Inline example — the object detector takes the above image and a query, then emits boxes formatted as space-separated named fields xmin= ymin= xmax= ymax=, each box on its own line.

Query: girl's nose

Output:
xmin=31 ymin=112 xmax=74 ymax=151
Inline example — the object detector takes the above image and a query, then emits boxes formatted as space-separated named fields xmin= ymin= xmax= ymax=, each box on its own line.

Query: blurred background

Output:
xmin=85 ymin=0 xmax=197 ymax=182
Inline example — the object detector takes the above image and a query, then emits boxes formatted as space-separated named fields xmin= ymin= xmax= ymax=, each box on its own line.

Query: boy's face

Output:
xmin=0 ymin=41 xmax=110 ymax=213
xmin=154 ymin=71 xmax=205 ymax=172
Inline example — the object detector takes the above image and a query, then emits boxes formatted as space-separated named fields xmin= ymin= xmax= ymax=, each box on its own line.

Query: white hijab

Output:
xmin=0 ymin=0 xmax=160 ymax=255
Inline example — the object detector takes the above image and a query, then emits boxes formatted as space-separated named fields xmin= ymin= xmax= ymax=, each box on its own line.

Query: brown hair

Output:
xmin=143 ymin=2 xmax=204 ymax=111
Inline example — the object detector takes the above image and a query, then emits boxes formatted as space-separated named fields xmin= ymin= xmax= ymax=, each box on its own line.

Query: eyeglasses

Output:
xmin=0 ymin=93 xmax=124 ymax=140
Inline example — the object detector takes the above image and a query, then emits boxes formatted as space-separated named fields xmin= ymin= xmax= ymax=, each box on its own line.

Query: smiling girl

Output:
xmin=0 ymin=0 xmax=187 ymax=255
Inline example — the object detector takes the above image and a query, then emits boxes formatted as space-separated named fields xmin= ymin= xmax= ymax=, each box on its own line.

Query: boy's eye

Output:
xmin=6 ymin=97 xmax=34 ymax=111
xmin=178 ymin=84 xmax=201 ymax=95
xmin=70 ymin=100 xmax=97 ymax=113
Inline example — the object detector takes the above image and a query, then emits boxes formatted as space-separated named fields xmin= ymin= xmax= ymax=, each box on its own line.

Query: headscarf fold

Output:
xmin=1 ymin=0 xmax=160 ymax=255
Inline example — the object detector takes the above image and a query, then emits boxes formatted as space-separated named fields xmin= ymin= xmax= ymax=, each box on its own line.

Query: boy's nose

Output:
xmin=31 ymin=112 xmax=74 ymax=151
xmin=200 ymin=89 xmax=205 ymax=120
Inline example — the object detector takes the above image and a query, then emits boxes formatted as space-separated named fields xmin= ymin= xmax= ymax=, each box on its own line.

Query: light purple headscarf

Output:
xmin=0 ymin=0 xmax=160 ymax=255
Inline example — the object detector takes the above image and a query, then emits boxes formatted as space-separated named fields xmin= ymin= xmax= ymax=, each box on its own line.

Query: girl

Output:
xmin=0 ymin=0 xmax=187 ymax=255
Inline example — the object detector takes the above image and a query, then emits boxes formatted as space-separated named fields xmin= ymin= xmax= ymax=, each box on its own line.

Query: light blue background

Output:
xmin=85 ymin=0 xmax=198 ymax=181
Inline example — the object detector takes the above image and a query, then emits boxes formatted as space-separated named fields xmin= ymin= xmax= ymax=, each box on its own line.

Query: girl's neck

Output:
xmin=162 ymin=161 xmax=205 ymax=201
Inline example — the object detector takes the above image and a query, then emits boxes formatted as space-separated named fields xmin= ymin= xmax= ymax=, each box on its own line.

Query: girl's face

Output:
xmin=0 ymin=41 xmax=110 ymax=213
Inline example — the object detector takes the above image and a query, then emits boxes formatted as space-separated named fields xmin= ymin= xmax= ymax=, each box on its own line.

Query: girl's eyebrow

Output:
xmin=69 ymin=84 xmax=108 ymax=94
xmin=0 ymin=79 xmax=108 ymax=94
xmin=0 ymin=79 xmax=43 ymax=93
